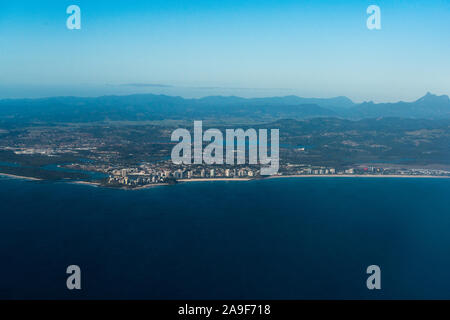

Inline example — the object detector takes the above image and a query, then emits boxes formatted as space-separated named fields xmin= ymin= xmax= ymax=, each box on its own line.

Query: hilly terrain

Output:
xmin=0 ymin=92 xmax=449 ymax=124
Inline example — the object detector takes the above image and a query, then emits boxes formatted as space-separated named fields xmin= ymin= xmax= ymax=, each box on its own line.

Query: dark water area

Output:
xmin=0 ymin=160 xmax=107 ymax=181
xmin=0 ymin=161 xmax=21 ymax=167
xmin=0 ymin=176 xmax=449 ymax=299
xmin=41 ymin=164 xmax=108 ymax=180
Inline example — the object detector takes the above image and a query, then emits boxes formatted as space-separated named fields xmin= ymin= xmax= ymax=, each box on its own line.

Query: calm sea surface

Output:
xmin=0 ymin=176 xmax=449 ymax=299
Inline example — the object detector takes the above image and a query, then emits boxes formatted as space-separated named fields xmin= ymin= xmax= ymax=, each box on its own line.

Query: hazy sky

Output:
xmin=0 ymin=0 xmax=449 ymax=102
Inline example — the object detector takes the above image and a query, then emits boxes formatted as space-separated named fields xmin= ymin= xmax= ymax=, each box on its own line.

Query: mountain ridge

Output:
xmin=0 ymin=92 xmax=448 ymax=123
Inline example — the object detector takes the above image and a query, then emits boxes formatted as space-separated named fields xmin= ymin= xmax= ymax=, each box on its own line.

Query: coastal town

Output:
xmin=64 ymin=160 xmax=450 ymax=189
xmin=1 ymin=117 xmax=449 ymax=189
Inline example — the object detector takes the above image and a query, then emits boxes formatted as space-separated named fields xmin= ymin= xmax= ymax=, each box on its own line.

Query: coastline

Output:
xmin=0 ymin=172 xmax=42 ymax=181
xmin=129 ymin=183 xmax=170 ymax=190
xmin=264 ymin=174 xmax=450 ymax=179
xmin=1 ymin=173 xmax=449 ymax=189
xmin=70 ymin=181 xmax=101 ymax=187
xmin=70 ymin=180 xmax=170 ymax=189
xmin=178 ymin=178 xmax=252 ymax=182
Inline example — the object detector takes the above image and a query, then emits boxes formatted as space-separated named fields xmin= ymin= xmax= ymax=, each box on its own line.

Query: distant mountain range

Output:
xmin=0 ymin=92 xmax=449 ymax=123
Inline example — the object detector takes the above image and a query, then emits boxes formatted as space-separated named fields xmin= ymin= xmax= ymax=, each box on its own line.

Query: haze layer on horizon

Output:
xmin=1 ymin=0 xmax=449 ymax=103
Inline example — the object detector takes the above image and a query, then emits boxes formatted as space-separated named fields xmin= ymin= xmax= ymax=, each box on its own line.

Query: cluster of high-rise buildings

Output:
xmin=104 ymin=162 xmax=258 ymax=187
xmin=101 ymin=161 xmax=450 ymax=188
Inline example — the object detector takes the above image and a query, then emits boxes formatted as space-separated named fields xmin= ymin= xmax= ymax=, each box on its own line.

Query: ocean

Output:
xmin=0 ymin=176 xmax=449 ymax=299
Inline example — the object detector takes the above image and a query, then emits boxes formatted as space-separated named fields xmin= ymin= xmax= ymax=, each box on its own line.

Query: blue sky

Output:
xmin=0 ymin=0 xmax=449 ymax=102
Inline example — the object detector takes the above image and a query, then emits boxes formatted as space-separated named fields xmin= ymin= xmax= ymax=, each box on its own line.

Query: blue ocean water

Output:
xmin=0 ymin=176 xmax=449 ymax=300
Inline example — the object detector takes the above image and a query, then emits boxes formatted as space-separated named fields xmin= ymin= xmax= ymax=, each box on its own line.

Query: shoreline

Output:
xmin=129 ymin=183 xmax=170 ymax=190
xmin=70 ymin=180 xmax=170 ymax=189
xmin=178 ymin=174 xmax=450 ymax=184
xmin=178 ymin=178 xmax=252 ymax=182
xmin=265 ymin=174 xmax=450 ymax=179
xmin=0 ymin=172 xmax=42 ymax=181
xmin=69 ymin=180 xmax=101 ymax=187
xmin=1 ymin=173 xmax=449 ymax=189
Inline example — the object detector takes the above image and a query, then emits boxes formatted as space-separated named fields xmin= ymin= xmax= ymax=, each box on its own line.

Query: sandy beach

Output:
xmin=0 ymin=173 xmax=42 ymax=181
xmin=178 ymin=178 xmax=252 ymax=182
xmin=265 ymin=174 xmax=450 ymax=179
xmin=131 ymin=183 xmax=170 ymax=190
xmin=178 ymin=175 xmax=450 ymax=184
xmin=70 ymin=181 xmax=101 ymax=187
